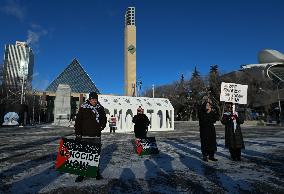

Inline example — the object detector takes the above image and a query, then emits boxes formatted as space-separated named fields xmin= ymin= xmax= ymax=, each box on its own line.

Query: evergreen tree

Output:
xmin=174 ymin=74 xmax=191 ymax=120
xmin=189 ymin=67 xmax=205 ymax=120
xmin=208 ymin=64 xmax=221 ymax=114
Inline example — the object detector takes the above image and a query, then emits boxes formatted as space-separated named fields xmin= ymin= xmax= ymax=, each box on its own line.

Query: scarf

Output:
xmin=81 ymin=100 xmax=101 ymax=124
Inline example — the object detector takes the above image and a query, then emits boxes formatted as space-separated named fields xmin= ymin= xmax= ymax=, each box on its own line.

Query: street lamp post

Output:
xmin=20 ymin=59 xmax=28 ymax=104
xmin=20 ymin=69 xmax=25 ymax=104
xmin=267 ymin=69 xmax=284 ymax=121
xmin=136 ymin=80 xmax=142 ymax=97
xmin=19 ymin=55 xmax=28 ymax=127
xmin=152 ymin=84 xmax=155 ymax=98
xmin=39 ymin=96 xmax=42 ymax=124
xmin=32 ymin=90 xmax=36 ymax=124
xmin=277 ymin=83 xmax=282 ymax=117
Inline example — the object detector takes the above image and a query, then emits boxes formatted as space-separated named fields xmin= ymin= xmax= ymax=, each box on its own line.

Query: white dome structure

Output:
xmin=3 ymin=112 xmax=19 ymax=126
xmin=258 ymin=49 xmax=284 ymax=64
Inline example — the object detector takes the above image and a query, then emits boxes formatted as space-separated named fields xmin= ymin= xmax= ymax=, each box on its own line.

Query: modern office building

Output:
xmin=124 ymin=7 xmax=137 ymax=96
xmin=2 ymin=41 xmax=34 ymax=94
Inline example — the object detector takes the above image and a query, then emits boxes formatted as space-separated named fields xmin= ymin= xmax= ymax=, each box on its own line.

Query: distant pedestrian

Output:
xmin=221 ymin=103 xmax=245 ymax=161
xmin=74 ymin=91 xmax=107 ymax=182
xmin=108 ymin=115 xmax=117 ymax=133
xmin=198 ymin=101 xmax=219 ymax=162
xmin=132 ymin=106 xmax=150 ymax=139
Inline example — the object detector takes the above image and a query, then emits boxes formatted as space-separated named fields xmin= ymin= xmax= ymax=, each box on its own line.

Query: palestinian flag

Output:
xmin=55 ymin=138 xmax=101 ymax=177
xmin=135 ymin=137 xmax=159 ymax=156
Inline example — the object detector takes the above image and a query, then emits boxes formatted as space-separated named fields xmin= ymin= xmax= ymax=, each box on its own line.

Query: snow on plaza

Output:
xmin=0 ymin=123 xmax=283 ymax=194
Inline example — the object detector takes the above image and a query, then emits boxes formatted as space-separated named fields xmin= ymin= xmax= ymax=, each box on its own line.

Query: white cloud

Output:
xmin=0 ymin=0 xmax=26 ymax=21
xmin=26 ymin=24 xmax=48 ymax=53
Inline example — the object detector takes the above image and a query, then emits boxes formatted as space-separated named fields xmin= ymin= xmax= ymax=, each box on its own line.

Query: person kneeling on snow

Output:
xmin=132 ymin=106 xmax=150 ymax=139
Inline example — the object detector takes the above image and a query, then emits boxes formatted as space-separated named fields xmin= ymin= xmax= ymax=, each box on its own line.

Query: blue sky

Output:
xmin=1 ymin=0 xmax=284 ymax=95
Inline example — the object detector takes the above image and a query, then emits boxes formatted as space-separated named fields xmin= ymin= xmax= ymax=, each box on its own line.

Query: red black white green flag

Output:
xmin=135 ymin=137 xmax=159 ymax=156
xmin=55 ymin=138 xmax=101 ymax=177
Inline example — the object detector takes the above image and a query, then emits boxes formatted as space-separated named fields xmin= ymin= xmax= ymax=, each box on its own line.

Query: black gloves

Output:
xmin=75 ymin=135 xmax=82 ymax=142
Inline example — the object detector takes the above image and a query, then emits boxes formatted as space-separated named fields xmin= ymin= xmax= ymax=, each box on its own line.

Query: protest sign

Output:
xmin=55 ymin=138 xmax=101 ymax=177
xmin=135 ymin=137 xmax=159 ymax=156
xmin=220 ymin=82 xmax=248 ymax=104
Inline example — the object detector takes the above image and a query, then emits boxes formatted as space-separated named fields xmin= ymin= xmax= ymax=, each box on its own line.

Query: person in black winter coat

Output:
xmin=221 ymin=103 xmax=245 ymax=161
xmin=132 ymin=106 xmax=150 ymax=139
xmin=74 ymin=92 xmax=107 ymax=182
xmin=198 ymin=101 xmax=219 ymax=162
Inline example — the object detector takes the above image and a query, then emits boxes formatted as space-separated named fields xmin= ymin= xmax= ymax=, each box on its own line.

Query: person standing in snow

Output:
xmin=132 ymin=106 xmax=150 ymax=139
xmin=108 ymin=115 xmax=117 ymax=133
xmin=198 ymin=100 xmax=219 ymax=162
xmin=221 ymin=103 xmax=245 ymax=161
xmin=74 ymin=91 xmax=107 ymax=182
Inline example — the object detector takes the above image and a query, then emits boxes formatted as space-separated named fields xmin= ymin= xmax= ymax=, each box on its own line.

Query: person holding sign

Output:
xmin=132 ymin=106 xmax=150 ymax=139
xmin=74 ymin=92 xmax=107 ymax=182
xmin=221 ymin=103 xmax=245 ymax=161
xmin=198 ymin=101 xmax=219 ymax=162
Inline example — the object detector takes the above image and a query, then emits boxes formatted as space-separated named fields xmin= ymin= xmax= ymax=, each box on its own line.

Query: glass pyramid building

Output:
xmin=46 ymin=58 xmax=99 ymax=93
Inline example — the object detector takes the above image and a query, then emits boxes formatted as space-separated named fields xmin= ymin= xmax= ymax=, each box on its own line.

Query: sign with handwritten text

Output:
xmin=220 ymin=82 xmax=248 ymax=104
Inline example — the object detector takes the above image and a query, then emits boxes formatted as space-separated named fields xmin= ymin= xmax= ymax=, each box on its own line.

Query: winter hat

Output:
xmin=137 ymin=106 xmax=144 ymax=113
xmin=89 ymin=92 xmax=98 ymax=100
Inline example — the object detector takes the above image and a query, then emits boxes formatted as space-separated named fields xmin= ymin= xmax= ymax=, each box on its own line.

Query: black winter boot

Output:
xmin=208 ymin=157 xmax=218 ymax=161
xmin=75 ymin=176 xmax=84 ymax=182
xmin=96 ymin=170 xmax=103 ymax=180
xmin=202 ymin=155 xmax=208 ymax=162
xmin=208 ymin=152 xmax=218 ymax=161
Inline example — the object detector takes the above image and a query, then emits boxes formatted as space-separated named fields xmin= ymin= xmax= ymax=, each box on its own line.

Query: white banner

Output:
xmin=220 ymin=82 xmax=248 ymax=104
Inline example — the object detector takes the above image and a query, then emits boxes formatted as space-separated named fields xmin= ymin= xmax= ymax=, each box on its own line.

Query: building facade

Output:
xmin=124 ymin=7 xmax=137 ymax=96
xmin=44 ymin=58 xmax=99 ymax=122
xmin=2 ymin=41 xmax=34 ymax=96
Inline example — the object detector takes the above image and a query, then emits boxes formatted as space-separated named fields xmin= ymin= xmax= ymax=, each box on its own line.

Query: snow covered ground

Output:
xmin=0 ymin=124 xmax=283 ymax=194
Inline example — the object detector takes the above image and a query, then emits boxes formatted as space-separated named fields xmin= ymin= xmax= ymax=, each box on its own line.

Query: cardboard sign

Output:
xmin=220 ymin=82 xmax=248 ymax=104
xmin=55 ymin=138 xmax=101 ymax=177
xmin=135 ymin=137 xmax=159 ymax=156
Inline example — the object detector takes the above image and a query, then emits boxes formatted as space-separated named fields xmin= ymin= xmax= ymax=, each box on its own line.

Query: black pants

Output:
xmin=110 ymin=127 xmax=116 ymax=133
xmin=134 ymin=129 xmax=147 ymax=139
xmin=229 ymin=148 xmax=241 ymax=160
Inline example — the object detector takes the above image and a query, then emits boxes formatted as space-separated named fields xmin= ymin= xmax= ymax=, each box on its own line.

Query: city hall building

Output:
xmin=41 ymin=58 xmax=99 ymax=123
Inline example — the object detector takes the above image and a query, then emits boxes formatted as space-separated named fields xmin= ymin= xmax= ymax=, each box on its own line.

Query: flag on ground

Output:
xmin=135 ymin=137 xmax=159 ymax=156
